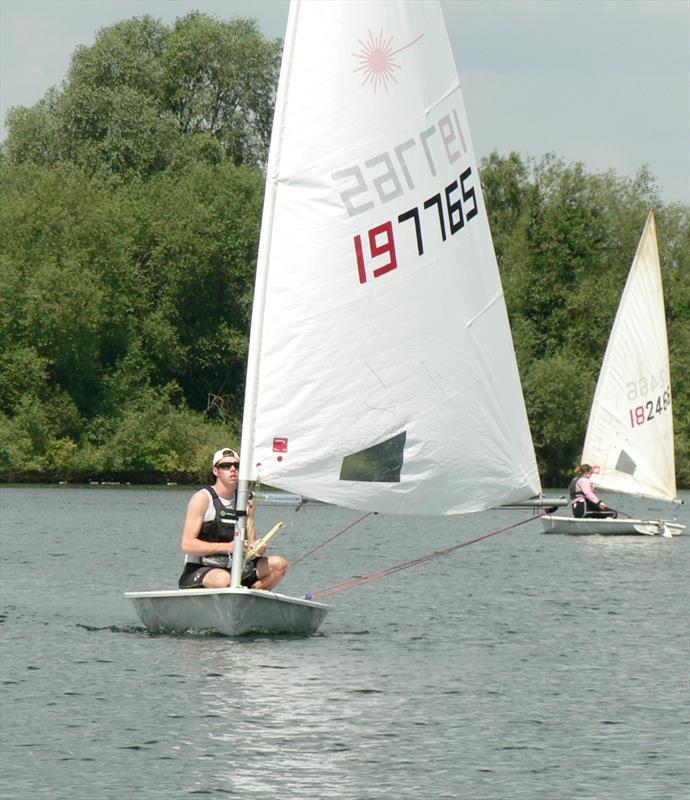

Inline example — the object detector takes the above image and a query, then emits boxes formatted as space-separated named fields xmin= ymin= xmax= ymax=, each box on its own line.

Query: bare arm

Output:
xmin=245 ymin=499 xmax=256 ymax=544
xmin=579 ymin=477 xmax=602 ymax=505
xmin=180 ymin=490 xmax=236 ymax=556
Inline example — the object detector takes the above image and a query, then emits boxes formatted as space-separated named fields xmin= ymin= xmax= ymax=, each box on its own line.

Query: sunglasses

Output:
xmin=217 ymin=461 xmax=240 ymax=470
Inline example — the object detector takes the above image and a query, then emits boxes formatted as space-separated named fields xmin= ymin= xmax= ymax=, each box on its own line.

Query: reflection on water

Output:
xmin=0 ymin=486 xmax=688 ymax=800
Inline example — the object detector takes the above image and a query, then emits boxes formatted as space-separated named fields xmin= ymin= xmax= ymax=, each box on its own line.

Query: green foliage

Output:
xmin=4 ymin=13 xmax=280 ymax=177
xmin=160 ymin=13 xmax=279 ymax=167
xmin=102 ymin=385 xmax=238 ymax=476
xmin=0 ymin=14 xmax=688 ymax=487
xmin=0 ymin=157 xmax=262 ymax=482
xmin=0 ymin=13 xmax=276 ymax=482
xmin=0 ymin=345 xmax=51 ymax=416
xmin=130 ymin=162 xmax=263 ymax=410
xmin=520 ymin=354 xmax=593 ymax=482
xmin=660 ymin=204 xmax=690 ymax=486
xmin=2 ymin=89 xmax=63 ymax=166
xmin=481 ymin=152 xmax=688 ymax=486
xmin=0 ymin=162 xmax=141 ymax=413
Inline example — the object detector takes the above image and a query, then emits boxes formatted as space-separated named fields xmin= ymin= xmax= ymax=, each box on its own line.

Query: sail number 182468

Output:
xmin=628 ymin=387 xmax=671 ymax=428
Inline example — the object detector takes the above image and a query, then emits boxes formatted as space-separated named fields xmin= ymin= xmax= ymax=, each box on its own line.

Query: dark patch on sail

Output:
xmin=339 ymin=432 xmax=406 ymax=482
xmin=615 ymin=449 xmax=636 ymax=476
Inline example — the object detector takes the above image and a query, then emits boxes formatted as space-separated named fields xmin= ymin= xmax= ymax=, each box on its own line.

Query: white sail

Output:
xmin=582 ymin=211 xmax=676 ymax=501
xmin=239 ymin=0 xmax=541 ymax=515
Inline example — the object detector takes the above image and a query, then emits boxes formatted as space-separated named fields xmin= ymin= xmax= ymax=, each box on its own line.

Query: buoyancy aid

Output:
xmin=186 ymin=487 xmax=237 ymax=566
xmin=199 ymin=486 xmax=237 ymax=542
xmin=569 ymin=476 xmax=584 ymax=500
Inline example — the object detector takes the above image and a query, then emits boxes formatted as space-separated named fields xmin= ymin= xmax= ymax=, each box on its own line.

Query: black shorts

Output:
xmin=178 ymin=557 xmax=260 ymax=590
xmin=571 ymin=498 xmax=617 ymax=519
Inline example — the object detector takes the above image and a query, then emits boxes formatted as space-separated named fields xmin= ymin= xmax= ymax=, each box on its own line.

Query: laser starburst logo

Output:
xmin=352 ymin=30 xmax=423 ymax=93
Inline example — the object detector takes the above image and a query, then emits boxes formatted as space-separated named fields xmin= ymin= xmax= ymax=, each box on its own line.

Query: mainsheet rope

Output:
xmin=289 ymin=512 xmax=374 ymax=568
xmin=304 ymin=512 xmax=545 ymax=601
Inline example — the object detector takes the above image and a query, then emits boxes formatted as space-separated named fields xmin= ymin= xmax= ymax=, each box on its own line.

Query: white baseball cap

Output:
xmin=212 ymin=447 xmax=239 ymax=467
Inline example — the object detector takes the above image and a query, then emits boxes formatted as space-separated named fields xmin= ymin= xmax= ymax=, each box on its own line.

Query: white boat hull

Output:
xmin=541 ymin=515 xmax=685 ymax=537
xmin=125 ymin=587 xmax=329 ymax=636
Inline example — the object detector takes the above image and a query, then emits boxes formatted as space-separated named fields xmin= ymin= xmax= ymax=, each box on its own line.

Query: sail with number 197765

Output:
xmin=127 ymin=0 xmax=546 ymax=636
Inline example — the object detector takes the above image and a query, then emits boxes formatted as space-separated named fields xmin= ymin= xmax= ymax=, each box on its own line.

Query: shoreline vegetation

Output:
xmin=1 ymin=14 xmax=688 ymax=490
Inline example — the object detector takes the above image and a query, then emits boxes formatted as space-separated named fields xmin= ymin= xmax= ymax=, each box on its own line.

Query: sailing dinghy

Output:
xmin=127 ymin=0 xmax=546 ymax=636
xmin=542 ymin=212 xmax=685 ymax=537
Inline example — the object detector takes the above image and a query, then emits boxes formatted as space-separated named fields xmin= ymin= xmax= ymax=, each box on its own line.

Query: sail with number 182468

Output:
xmin=542 ymin=212 xmax=685 ymax=537
xmin=127 ymin=0 xmax=544 ymax=637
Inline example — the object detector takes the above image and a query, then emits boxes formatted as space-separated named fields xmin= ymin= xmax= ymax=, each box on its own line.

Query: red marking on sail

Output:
xmin=352 ymin=30 xmax=424 ymax=93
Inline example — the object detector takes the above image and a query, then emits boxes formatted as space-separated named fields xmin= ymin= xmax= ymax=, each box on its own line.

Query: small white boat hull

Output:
xmin=125 ymin=587 xmax=329 ymax=636
xmin=541 ymin=515 xmax=685 ymax=537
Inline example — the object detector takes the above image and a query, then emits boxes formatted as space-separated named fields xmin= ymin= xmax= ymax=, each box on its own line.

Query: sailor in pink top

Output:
xmin=577 ymin=475 xmax=600 ymax=504
xmin=569 ymin=465 xmax=617 ymax=519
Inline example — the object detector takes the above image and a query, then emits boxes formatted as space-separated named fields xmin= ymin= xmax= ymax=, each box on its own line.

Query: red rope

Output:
xmin=289 ymin=512 xmax=373 ymax=568
xmin=308 ymin=513 xmax=544 ymax=601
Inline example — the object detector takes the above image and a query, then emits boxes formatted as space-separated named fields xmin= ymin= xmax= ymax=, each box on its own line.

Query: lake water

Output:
xmin=1 ymin=486 xmax=688 ymax=800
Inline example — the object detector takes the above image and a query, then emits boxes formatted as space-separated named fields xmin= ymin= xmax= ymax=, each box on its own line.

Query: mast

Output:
xmin=231 ymin=0 xmax=302 ymax=587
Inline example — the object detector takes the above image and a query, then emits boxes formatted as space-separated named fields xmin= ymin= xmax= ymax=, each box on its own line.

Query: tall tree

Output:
xmin=3 ymin=13 xmax=281 ymax=177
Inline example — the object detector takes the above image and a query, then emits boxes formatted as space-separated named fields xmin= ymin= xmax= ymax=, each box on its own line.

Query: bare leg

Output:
xmin=202 ymin=568 xmax=231 ymax=588
xmin=253 ymin=555 xmax=288 ymax=590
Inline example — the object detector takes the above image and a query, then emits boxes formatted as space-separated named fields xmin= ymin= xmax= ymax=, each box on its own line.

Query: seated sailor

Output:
xmin=569 ymin=464 xmax=617 ymax=519
xmin=178 ymin=448 xmax=288 ymax=590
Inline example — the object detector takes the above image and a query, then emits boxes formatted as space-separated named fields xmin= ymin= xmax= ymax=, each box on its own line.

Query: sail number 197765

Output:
xmin=353 ymin=167 xmax=478 ymax=284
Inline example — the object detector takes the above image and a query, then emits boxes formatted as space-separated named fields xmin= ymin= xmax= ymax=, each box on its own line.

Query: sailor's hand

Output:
xmin=247 ymin=499 xmax=256 ymax=518
xmin=245 ymin=540 xmax=266 ymax=556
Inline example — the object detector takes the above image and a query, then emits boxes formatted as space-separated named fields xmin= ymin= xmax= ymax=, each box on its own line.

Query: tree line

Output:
xmin=1 ymin=13 xmax=688 ymax=487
